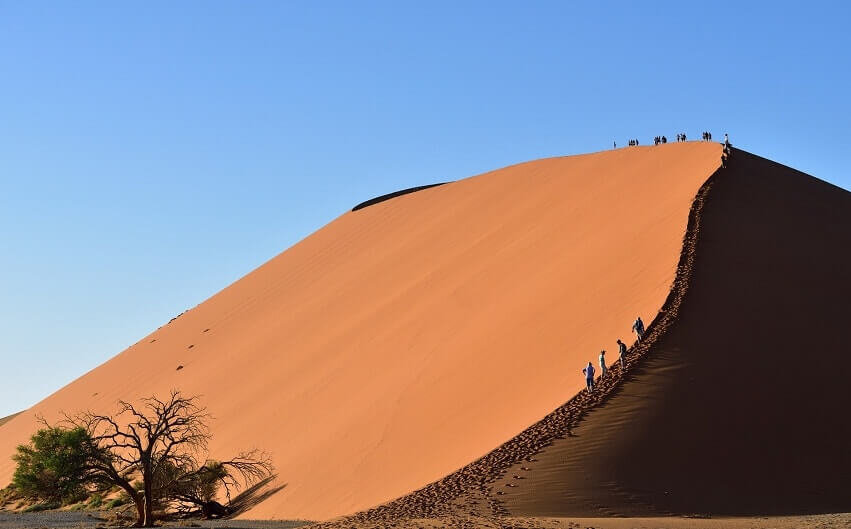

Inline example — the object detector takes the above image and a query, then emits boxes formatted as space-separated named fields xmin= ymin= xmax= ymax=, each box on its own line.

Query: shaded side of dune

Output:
xmin=499 ymin=149 xmax=851 ymax=516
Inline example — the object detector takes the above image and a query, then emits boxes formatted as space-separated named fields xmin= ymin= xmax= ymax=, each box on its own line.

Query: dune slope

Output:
xmin=0 ymin=414 xmax=21 ymax=429
xmin=0 ymin=143 xmax=721 ymax=520
xmin=498 ymin=149 xmax=851 ymax=516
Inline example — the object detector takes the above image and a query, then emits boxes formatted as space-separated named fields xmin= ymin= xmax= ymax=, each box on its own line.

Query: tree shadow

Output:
xmin=227 ymin=476 xmax=287 ymax=517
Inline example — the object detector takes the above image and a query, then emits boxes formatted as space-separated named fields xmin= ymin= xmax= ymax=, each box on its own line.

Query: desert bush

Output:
xmin=105 ymin=497 xmax=126 ymax=509
xmin=86 ymin=493 xmax=103 ymax=508
xmin=22 ymin=500 xmax=61 ymax=512
xmin=12 ymin=426 xmax=99 ymax=504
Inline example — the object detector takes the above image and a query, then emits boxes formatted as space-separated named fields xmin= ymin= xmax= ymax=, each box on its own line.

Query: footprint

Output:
xmin=150 ymin=339 xmax=156 ymax=343
xmin=176 ymin=365 xmax=184 ymax=371
xmin=187 ymin=344 xmax=194 ymax=349
xmin=203 ymin=328 xmax=210 ymax=333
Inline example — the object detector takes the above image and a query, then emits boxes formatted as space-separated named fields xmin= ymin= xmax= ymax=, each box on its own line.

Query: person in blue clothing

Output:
xmin=582 ymin=361 xmax=595 ymax=393
xmin=632 ymin=316 xmax=645 ymax=342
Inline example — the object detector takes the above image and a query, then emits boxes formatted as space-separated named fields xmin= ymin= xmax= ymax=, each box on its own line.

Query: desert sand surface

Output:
xmin=2 ymin=512 xmax=849 ymax=529
xmin=0 ymin=143 xmax=722 ymax=520
xmin=324 ymin=513 xmax=851 ymax=529
xmin=3 ymin=513 xmax=851 ymax=529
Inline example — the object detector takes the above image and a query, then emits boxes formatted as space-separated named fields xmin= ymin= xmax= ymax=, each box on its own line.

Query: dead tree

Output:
xmin=65 ymin=390 xmax=273 ymax=527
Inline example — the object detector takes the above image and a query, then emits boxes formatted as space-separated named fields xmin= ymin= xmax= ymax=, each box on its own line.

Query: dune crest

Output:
xmin=0 ymin=144 xmax=722 ymax=520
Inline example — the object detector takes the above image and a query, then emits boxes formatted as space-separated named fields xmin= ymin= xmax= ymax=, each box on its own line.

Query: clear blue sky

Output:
xmin=1 ymin=1 xmax=849 ymax=417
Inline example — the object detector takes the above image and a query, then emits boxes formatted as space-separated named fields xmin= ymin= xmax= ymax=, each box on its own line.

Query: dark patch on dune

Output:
xmin=352 ymin=183 xmax=448 ymax=212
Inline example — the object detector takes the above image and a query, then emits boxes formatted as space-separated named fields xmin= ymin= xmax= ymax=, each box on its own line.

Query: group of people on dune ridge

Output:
xmin=615 ymin=131 xmax=730 ymax=150
xmin=582 ymin=316 xmax=644 ymax=392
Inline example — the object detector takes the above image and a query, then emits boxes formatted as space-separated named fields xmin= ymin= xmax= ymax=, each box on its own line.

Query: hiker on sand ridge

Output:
xmin=632 ymin=316 xmax=645 ymax=342
xmin=582 ymin=361 xmax=595 ymax=393
xmin=617 ymin=339 xmax=627 ymax=369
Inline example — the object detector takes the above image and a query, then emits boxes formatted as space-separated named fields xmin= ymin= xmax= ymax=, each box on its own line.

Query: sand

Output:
xmin=0 ymin=415 xmax=21 ymax=429
xmin=0 ymin=143 xmax=722 ymax=520
xmin=326 ymin=513 xmax=851 ymax=529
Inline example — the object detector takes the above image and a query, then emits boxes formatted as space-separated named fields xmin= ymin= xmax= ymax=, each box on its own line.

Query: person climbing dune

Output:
xmin=632 ymin=316 xmax=645 ymax=342
xmin=617 ymin=338 xmax=627 ymax=369
xmin=599 ymin=350 xmax=607 ymax=377
xmin=582 ymin=362 xmax=595 ymax=393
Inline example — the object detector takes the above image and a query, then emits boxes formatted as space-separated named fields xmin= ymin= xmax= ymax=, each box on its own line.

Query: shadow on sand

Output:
xmin=352 ymin=183 xmax=447 ymax=212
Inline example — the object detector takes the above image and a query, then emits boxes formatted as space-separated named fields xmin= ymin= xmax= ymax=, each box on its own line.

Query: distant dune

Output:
xmin=0 ymin=143 xmax=722 ymax=520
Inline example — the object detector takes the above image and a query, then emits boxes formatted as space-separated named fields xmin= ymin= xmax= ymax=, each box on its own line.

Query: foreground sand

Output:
xmin=343 ymin=513 xmax=851 ymax=529
xmin=2 ymin=512 xmax=849 ymax=529
xmin=0 ymin=144 xmax=721 ymax=520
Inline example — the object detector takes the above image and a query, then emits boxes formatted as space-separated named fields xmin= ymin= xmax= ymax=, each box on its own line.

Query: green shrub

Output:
xmin=12 ymin=426 xmax=96 ymax=504
xmin=104 ymin=498 xmax=126 ymax=509
xmin=87 ymin=493 xmax=103 ymax=508
xmin=61 ymin=490 xmax=89 ymax=507
xmin=23 ymin=501 xmax=61 ymax=512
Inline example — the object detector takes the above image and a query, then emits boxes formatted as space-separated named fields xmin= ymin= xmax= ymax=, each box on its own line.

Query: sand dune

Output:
xmin=0 ymin=143 xmax=721 ymax=520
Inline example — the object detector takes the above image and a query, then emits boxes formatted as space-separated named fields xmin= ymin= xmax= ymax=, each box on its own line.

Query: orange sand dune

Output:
xmin=0 ymin=143 xmax=721 ymax=520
